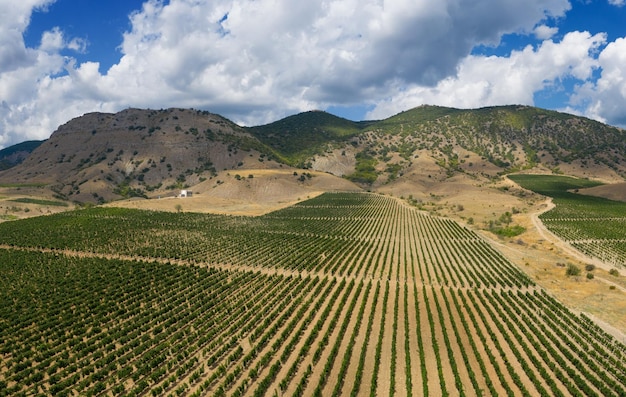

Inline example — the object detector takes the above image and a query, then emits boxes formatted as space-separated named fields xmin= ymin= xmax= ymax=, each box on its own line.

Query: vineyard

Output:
xmin=509 ymin=174 xmax=626 ymax=268
xmin=1 ymin=192 xmax=625 ymax=396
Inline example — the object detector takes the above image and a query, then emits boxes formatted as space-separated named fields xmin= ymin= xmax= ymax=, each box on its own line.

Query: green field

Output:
xmin=1 ymin=192 xmax=625 ymax=396
xmin=8 ymin=198 xmax=69 ymax=207
xmin=509 ymin=174 xmax=626 ymax=267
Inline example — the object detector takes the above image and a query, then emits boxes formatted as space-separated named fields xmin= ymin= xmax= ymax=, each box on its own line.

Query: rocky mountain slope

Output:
xmin=1 ymin=105 xmax=624 ymax=204
xmin=0 ymin=108 xmax=276 ymax=203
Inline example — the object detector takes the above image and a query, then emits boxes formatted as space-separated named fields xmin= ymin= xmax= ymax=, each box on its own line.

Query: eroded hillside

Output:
xmin=0 ymin=108 xmax=277 ymax=203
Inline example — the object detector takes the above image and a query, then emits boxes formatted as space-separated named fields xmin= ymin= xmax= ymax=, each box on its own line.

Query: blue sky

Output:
xmin=2 ymin=0 xmax=626 ymax=148
xmin=23 ymin=1 xmax=145 ymax=73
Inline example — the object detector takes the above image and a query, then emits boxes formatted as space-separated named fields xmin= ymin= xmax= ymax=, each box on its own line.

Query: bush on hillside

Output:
xmin=566 ymin=264 xmax=581 ymax=277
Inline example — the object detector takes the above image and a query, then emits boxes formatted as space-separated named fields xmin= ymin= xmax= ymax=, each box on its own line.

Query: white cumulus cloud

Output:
xmin=534 ymin=24 xmax=559 ymax=39
xmin=572 ymin=37 xmax=626 ymax=126
xmin=9 ymin=0 xmax=626 ymax=149
xmin=366 ymin=31 xmax=606 ymax=120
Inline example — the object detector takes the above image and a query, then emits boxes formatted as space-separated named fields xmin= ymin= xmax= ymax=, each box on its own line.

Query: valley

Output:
xmin=1 ymin=104 xmax=625 ymax=396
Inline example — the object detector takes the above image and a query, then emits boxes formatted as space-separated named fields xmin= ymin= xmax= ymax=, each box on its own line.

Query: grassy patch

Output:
xmin=346 ymin=151 xmax=378 ymax=184
xmin=0 ymin=183 xmax=48 ymax=188
xmin=9 ymin=198 xmax=69 ymax=207
xmin=491 ymin=225 xmax=526 ymax=237
xmin=0 ymin=214 xmax=18 ymax=221
xmin=508 ymin=174 xmax=603 ymax=198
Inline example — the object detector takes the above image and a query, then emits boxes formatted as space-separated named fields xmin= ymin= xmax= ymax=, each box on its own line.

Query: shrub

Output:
xmin=609 ymin=268 xmax=619 ymax=277
xmin=585 ymin=264 xmax=595 ymax=272
xmin=492 ymin=225 xmax=525 ymax=237
xmin=565 ymin=264 xmax=581 ymax=277
xmin=586 ymin=272 xmax=594 ymax=280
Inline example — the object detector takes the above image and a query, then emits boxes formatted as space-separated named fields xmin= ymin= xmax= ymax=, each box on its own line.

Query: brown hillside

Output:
xmin=0 ymin=108 xmax=273 ymax=203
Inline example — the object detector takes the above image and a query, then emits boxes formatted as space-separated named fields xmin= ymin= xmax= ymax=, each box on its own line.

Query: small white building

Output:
xmin=179 ymin=189 xmax=193 ymax=198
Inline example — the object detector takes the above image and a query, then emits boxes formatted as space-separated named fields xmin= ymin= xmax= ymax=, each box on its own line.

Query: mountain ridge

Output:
xmin=1 ymin=104 xmax=624 ymax=205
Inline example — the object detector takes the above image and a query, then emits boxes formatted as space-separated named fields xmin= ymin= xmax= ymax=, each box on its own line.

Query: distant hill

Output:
xmin=359 ymin=105 xmax=626 ymax=183
xmin=0 ymin=105 xmax=624 ymax=204
xmin=0 ymin=140 xmax=44 ymax=170
xmin=248 ymin=110 xmax=369 ymax=167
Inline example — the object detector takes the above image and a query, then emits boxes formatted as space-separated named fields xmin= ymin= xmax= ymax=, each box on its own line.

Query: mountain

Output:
xmin=249 ymin=110 xmax=371 ymax=166
xmin=380 ymin=105 xmax=626 ymax=172
xmin=359 ymin=105 xmax=626 ymax=182
xmin=1 ymin=105 xmax=624 ymax=204
xmin=0 ymin=108 xmax=276 ymax=203
xmin=0 ymin=140 xmax=44 ymax=170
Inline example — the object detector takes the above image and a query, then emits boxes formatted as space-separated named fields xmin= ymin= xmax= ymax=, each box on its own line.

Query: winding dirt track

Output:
xmin=528 ymin=199 xmax=626 ymax=293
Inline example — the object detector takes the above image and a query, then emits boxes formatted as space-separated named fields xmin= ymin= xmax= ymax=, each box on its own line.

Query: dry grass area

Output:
xmin=424 ymin=181 xmax=626 ymax=341
xmin=0 ymin=186 xmax=75 ymax=221
xmin=106 ymin=169 xmax=360 ymax=216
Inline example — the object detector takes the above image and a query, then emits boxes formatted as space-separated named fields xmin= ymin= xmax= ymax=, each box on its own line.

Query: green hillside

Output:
xmin=248 ymin=110 xmax=364 ymax=166
xmin=1 ymin=105 xmax=625 ymax=202
xmin=0 ymin=140 xmax=44 ymax=170
xmin=365 ymin=105 xmax=626 ymax=174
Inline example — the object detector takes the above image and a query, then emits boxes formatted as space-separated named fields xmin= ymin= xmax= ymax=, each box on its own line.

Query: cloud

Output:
xmin=572 ymin=37 xmax=626 ymax=126
xmin=0 ymin=0 xmax=53 ymax=72
xmin=39 ymin=27 xmax=79 ymax=53
xmin=608 ymin=0 xmax=625 ymax=7
xmin=366 ymin=31 xmax=606 ymax=120
xmin=0 ymin=0 xmax=111 ymax=146
xmin=1 ymin=0 xmax=613 ymax=149
xmin=534 ymin=24 xmax=559 ymax=39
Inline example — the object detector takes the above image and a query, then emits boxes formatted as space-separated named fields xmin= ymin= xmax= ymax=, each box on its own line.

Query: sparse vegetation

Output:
xmin=566 ymin=263 xmax=581 ymax=277
xmin=346 ymin=151 xmax=378 ymax=184
xmin=3 ymin=105 xmax=626 ymax=205
xmin=9 ymin=197 xmax=69 ymax=207
xmin=486 ymin=211 xmax=525 ymax=237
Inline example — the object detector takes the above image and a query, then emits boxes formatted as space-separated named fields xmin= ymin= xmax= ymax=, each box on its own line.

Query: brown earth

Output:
xmin=104 ymin=169 xmax=361 ymax=216
xmin=577 ymin=182 xmax=626 ymax=202
xmin=0 ymin=186 xmax=76 ymax=221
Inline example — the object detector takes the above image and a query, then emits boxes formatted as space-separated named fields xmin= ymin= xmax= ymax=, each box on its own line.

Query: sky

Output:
xmin=1 ymin=0 xmax=626 ymax=149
